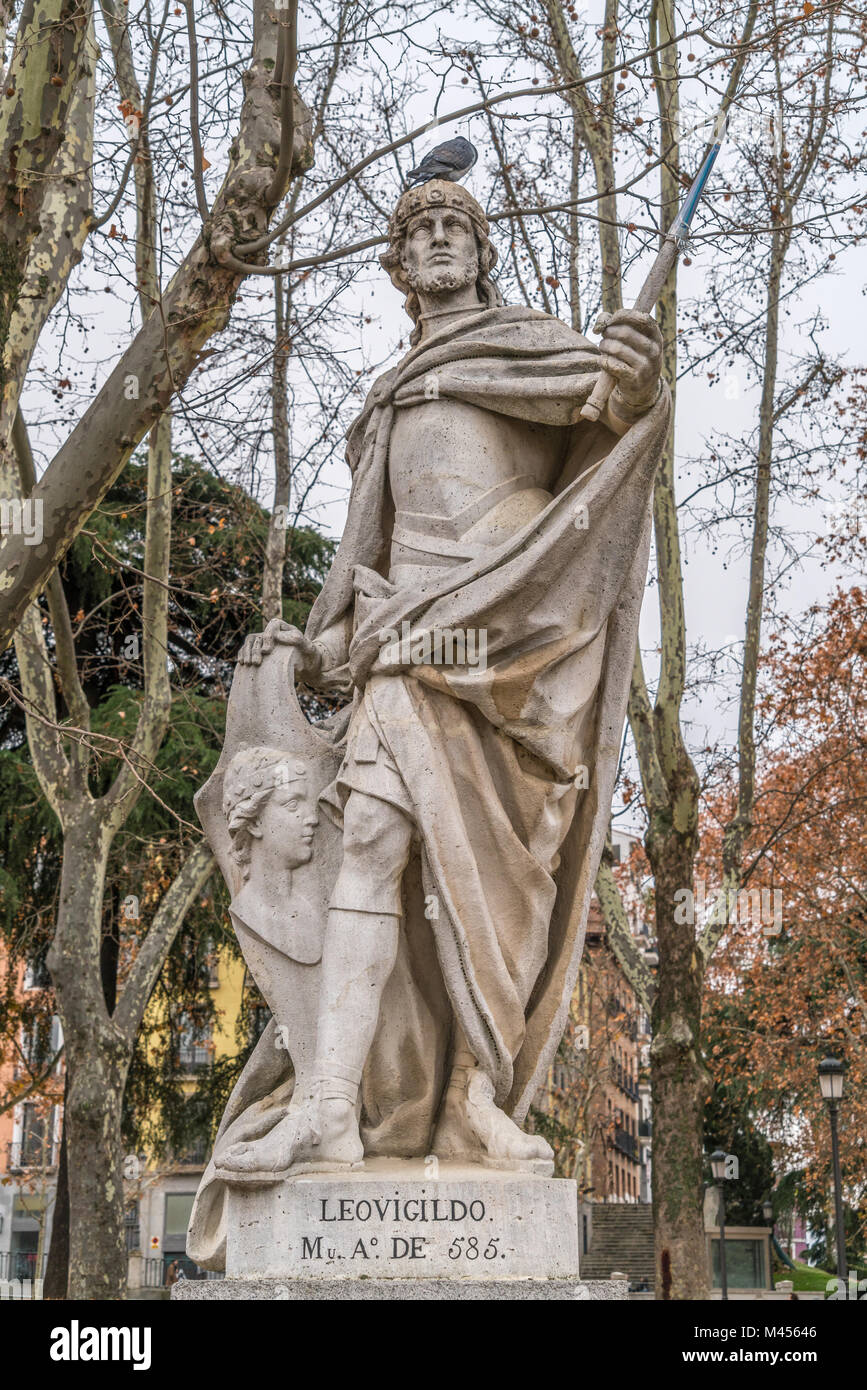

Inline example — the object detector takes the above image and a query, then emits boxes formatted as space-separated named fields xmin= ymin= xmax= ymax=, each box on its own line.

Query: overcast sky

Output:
xmin=22 ymin=1 xmax=864 ymax=801
xmin=290 ymin=3 xmax=865 ymax=767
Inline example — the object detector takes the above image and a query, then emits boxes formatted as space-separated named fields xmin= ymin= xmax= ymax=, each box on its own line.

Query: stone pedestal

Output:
xmin=224 ymin=1159 xmax=579 ymax=1281
xmin=172 ymin=1275 xmax=626 ymax=1300
xmin=176 ymin=1159 xmax=626 ymax=1299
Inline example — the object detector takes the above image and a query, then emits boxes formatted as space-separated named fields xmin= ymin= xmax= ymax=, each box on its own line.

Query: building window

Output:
xmin=23 ymin=956 xmax=51 ymax=990
xmin=13 ymin=1102 xmax=55 ymax=1168
xmin=711 ymin=1238 xmax=766 ymax=1290
xmin=177 ymin=1019 xmax=213 ymax=1072
xmin=204 ymin=937 xmax=220 ymax=989
xmin=163 ymin=1193 xmax=196 ymax=1276
xmin=19 ymin=1022 xmax=51 ymax=1074
xmin=175 ymin=1135 xmax=209 ymax=1166
xmin=249 ymin=1002 xmax=272 ymax=1045
xmin=124 ymin=1201 xmax=141 ymax=1252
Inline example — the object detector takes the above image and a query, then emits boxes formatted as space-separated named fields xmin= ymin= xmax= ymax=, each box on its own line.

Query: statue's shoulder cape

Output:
xmin=308 ymin=306 xmax=604 ymax=646
xmin=345 ymin=305 xmax=598 ymax=472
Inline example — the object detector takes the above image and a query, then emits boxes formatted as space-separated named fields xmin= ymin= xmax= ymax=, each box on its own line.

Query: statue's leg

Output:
xmin=431 ymin=1024 xmax=554 ymax=1173
xmin=318 ymin=789 xmax=413 ymax=1070
xmin=300 ymin=789 xmax=413 ymax=1166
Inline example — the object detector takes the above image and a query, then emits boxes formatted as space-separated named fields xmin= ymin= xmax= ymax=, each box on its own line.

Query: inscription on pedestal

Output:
xmin=304 ymin=1192 xmax=497 ymax=1267
xmin=225 ymin=1160 xmax=580 ymax=1281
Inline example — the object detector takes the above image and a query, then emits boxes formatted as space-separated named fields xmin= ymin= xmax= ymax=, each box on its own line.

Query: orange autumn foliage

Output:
xmin=704 ymin=587 xmax=866 ymax=1221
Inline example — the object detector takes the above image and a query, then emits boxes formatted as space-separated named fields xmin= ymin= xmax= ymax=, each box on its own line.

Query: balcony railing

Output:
xmin=6 ymin=1138 xmax=59 ymax=1171
xmin=612 ymin=1071 xmax=639 ymax=1102
xmin=173 ymin=1137 xmax=209 ymax=1166
xmin=177 ymin=1045 xmax=212 ymax=1073
xmin=0 ymin=1250 xmax=48 ymax=1282
xmin=613 ymin=1128 xmax=639 ymax=1161
xmin=139 ymin=1257 xmax=162 ymax=1288
xmin=139 ymin=1254 xmax=225 ymax=1287
xmin=639 ymin=1118 xmax=653 ymax=1139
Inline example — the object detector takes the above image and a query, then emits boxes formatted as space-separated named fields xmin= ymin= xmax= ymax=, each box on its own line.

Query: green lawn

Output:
xmin=776 ymin=1261 xmax=834 ymax=1294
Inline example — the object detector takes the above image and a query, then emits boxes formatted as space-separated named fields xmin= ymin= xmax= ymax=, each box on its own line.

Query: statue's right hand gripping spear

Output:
xmin=580 ymin=124 xmax=727 ymax=423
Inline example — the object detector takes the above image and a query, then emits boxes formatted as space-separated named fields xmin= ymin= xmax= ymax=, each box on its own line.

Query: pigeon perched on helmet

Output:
xmin=406 ymin=137 xmax=478 ymax=187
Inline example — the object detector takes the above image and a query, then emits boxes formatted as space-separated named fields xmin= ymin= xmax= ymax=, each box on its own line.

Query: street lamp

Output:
xmin=762 ymin=1198 xmax=774 ymax=1291
xmin=710 ymin=1149 xmax=729 ymax=1301
xmin=818 ymin=1056 xmax=847 ymax=1281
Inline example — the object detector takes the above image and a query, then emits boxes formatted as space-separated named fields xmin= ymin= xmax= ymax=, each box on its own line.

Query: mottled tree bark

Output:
xmin=587 ymin=0 xmax=756 ymax=1298
xmin=49 ymin=815 xmax=129 ymax=1297
xmin=0 ymin=0 xmax=313 ymax=651
xmin=540 ymin=0 xmax=708 ymax=1295
xmin=639 ymin=0 xmax=709 ymax=1302
xmin=0 ymin=0 xmax=89 ymax=399
xmin=260 ymin=39 xmax=345 ymax=622
xmin=5 ymin=0 xmax=313 ymax=1295
xmin=262 ymin=267 xmax=292 ymax=622
xmin=43 ymin=1071 xmax=70 ymax=1299
xmin=0 ymin=7 xmax=95 ymax=504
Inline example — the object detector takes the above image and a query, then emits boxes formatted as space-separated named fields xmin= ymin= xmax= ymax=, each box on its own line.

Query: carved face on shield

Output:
xmin=223 ymin=748 xmax=318 ymax=879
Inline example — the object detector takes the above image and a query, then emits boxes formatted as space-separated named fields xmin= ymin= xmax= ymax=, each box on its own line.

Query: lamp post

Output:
xmin=762 ymin=1198 xmax=774 ymax=1290
xmin=710 ymin=1149 xmax=729 ymax=1300
xmin=818 ymin=1056 xmax=847 ymax=1281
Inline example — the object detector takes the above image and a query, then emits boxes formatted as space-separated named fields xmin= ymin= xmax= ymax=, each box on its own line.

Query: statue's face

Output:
xmin=402 ymin=209 xmax=479 ymax=294
xmin=255 ymin=776 xmax=318 ymax=870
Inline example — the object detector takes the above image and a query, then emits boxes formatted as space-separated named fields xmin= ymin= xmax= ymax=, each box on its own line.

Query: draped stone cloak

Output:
xmin=307 ymin=304 xmax=668 ymax=1112
xmin=187 ymin=304 xmax=668 ymax=1268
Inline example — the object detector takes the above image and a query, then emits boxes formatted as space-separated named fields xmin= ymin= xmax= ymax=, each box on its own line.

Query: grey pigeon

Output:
xmin=406 ymin=137 xmax=478 ymax=187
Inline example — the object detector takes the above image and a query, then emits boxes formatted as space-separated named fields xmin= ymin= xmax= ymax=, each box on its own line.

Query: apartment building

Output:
xmin=532 ymin=827 xmax=655 ymax=1243
xmin=0 ymin=954 xmax=63 ymax=1285
xmin=0 ymin=942 xmax=250 ymax=1291
xmin=123 ymin=946 xmax=250 ymax=1288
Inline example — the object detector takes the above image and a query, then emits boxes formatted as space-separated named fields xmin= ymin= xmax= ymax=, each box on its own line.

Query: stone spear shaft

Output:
xmin=580 ymin=129 xmax=726 ymax=423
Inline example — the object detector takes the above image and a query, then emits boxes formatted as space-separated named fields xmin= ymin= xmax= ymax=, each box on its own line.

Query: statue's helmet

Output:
xmin=385 ymin=178 xmax=492 ymax=246
xmin=380 ymin=179 xmax=500 ymax=335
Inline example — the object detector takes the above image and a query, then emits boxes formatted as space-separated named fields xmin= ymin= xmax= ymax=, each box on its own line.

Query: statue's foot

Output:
xmin=215 ymin=1109 xmax=306 ymax=1186
xmin=287 ymin=1094 xmax=365 ymax=1175
xmin=215 ymin=1092 xmax=364 ymax=1184
xmin=432 ymin=1068 xmax=554 ymax=1175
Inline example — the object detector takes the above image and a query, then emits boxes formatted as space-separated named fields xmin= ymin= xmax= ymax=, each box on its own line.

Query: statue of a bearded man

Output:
xmin=194 ymin=178 xmax=668 ymax=1209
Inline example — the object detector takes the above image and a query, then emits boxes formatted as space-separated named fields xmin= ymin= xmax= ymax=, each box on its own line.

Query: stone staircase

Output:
xmin=581 ymin=1204 xmax=655 ymax=1288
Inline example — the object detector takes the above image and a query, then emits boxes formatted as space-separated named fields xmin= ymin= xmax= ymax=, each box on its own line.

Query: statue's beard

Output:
xmin=403 ymin=252 xmax=479 ymax=298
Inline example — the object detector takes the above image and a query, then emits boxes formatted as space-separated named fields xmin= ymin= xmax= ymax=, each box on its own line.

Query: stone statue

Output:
xmin=187 ymin=179 xmax=669 ymax=1273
